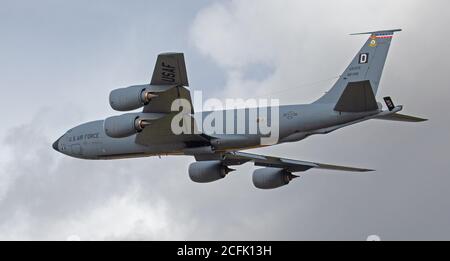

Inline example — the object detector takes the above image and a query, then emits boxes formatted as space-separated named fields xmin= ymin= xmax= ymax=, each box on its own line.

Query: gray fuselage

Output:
xmin=53 ymin=103 xmax=379 ymax=160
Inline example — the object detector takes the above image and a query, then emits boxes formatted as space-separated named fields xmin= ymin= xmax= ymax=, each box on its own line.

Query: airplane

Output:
xmin=53 ymin=29 xmax=426 ymax=190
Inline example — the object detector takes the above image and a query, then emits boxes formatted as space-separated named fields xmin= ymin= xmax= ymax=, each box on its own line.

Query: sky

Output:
xmin=0 ymin=0 xmax=449 ymax=240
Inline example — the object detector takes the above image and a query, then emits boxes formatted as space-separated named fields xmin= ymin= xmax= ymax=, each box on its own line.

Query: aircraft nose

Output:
xmin=52 ymin=138 xmax=60 ymax=151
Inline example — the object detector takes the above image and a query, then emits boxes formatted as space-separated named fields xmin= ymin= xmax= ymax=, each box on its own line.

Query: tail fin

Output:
xmin=315 ymin=29 xmax=401 ymax=107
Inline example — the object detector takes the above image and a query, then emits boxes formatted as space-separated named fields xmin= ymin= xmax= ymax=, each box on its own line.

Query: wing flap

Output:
xmin=135 ymin=112 xmax=203 ymax=146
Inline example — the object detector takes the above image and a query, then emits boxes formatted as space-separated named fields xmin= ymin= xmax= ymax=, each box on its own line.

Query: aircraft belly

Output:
xmin=209 ymin=134 xmax=262 ymax=151
xmin=99 ymin=135 xmax=186 ymax=159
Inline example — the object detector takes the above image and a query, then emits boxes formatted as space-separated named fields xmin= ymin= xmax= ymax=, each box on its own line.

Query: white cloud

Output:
xmin=50 ymin=190 xmax=187 ymax=241
xmin=0 ymin=191 xmax=189 ymax=241
xmin=189 ymin=0 xmax=422 ymax=103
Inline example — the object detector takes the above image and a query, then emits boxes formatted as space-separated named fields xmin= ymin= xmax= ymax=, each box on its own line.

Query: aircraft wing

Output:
xmin=217 ymin=151 xmax=374 ymax=173
xmin=136 ymin=53 xmax=204 ymax=145
xmin=143 ymin=53 xmax=193 ymax=114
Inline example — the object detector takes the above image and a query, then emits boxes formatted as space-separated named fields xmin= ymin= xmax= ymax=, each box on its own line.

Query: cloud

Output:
xmin=0 ymin=107 xmax=200 ymax=240
xmin=189 ymin=0 xmax=425 ymax=103
xmin=51 ymin=190 xmax=188 ymax=241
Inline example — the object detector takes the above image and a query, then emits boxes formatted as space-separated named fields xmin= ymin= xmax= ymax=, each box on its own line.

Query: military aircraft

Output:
xmin=53 ymin=29 xmax=426 ymax=189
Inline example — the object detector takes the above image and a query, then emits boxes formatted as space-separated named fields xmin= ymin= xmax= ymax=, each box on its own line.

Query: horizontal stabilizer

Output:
xmin=350 ymin=29 xmax=402 ymax=35
xmin=374 ymin=113 xmax=428 ymax=122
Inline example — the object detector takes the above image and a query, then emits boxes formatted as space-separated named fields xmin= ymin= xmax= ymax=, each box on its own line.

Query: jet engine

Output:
xmin=252 ymin=168 xmax=298 ymax=190
xmin=109 ymin=85 xmax=158 ymax=111
xmin=188 ymin=161 xmax=234 ymax=183
xmin=104 ymin=113 xmax=163 ymax=138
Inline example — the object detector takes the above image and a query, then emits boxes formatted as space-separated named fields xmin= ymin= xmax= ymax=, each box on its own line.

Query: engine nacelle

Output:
xmin=104 ymin=113 xmax=164 ymax=138
xmin=109 ymin=85 xmax=158 ymax=111
xmin=188 ymin=161 xmax=234 ymax=183
xmin=252 ymin=168 xmax=297 ymax=190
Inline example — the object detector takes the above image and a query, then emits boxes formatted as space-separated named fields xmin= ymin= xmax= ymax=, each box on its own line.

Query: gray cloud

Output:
xmin=1 ymin=0 xmax=450 ymax=240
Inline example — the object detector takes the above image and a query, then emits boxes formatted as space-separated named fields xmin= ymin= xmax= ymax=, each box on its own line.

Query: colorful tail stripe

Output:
xmin=375 ymin=33 xmax=394 ymax=39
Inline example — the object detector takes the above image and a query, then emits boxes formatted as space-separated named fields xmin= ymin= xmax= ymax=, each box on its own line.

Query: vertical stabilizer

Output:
xmin=315 ymin=29 xmax=401 ymax=105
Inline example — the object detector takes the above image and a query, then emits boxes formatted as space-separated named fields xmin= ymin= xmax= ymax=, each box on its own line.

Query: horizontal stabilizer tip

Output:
xmin=350 ymin=29 xmax=402 ymax=35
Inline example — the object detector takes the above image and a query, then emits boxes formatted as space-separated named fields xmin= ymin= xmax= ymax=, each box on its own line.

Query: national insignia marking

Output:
xmin=283 ymin=111 xmax=298 ymax=120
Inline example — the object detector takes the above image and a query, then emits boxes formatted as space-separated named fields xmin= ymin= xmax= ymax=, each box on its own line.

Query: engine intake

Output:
xmin=189 ymin=161 xmax=234 ymax=183
xmin=252 ymin=168 xmax=298 ymax=190
xmin=109 ymin=85 xmax=158 ymax=112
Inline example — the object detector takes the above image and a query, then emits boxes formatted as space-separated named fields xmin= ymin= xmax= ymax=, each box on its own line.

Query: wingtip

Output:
xmin=315 ymin=163 xmax=376 ymax=173
xmin=407 ymin=116 xmax=428 ymax=123
xmin=351 ymin=168 xmax=375 ymax=172
xmin=158 ymin=52 xmax=184 ymax=56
